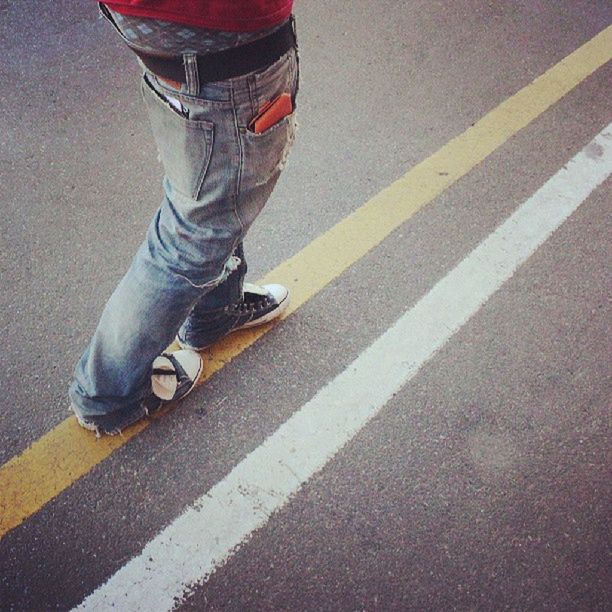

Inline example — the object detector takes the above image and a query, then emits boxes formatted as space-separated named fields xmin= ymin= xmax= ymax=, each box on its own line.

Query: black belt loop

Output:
xmin=132 ymin=19 xmax=296 ymax=86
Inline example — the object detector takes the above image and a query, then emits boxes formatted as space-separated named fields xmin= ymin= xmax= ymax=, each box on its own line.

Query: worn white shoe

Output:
xmin=151 ymin=349 xmax=203 ymax=401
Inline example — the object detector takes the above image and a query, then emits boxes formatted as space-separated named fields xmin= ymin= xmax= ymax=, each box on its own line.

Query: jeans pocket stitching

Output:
xmin=193 ymin=126 xmax=215 ymax=200
xmin=141 ymin=75 xmax=216 ymax=200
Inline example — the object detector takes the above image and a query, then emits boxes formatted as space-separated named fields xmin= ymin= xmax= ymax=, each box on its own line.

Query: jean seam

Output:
xmin=230 ymin=82 xmax=246 ymax=245
xmin=247 ymin=73 xmax=258 ymax=119
xmin=192 ymin=124 xmax=215 ymax=200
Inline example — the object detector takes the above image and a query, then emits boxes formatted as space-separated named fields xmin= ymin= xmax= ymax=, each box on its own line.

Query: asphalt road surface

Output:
xmin=1 ymin=1 xmax=611 ymax=610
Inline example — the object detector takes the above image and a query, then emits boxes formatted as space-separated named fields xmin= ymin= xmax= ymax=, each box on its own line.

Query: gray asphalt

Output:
xmin=1 ymin=0 xmax=611 ymax=610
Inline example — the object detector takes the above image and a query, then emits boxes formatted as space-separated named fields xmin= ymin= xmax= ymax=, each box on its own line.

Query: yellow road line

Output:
xmin=1 ymin=26 xmax=610 ymax=540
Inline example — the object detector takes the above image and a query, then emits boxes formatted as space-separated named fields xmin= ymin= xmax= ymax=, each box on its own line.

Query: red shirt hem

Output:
xmin=103 ymin=2 xmax=293 ymax=32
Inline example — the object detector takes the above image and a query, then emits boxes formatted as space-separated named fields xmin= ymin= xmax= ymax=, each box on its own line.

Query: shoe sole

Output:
xmin=177 ymin=290 xmax=290 ymax=351
xmin=169 ymin=351 xmax=204 ymax=402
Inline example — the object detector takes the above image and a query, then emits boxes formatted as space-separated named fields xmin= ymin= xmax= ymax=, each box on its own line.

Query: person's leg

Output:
xmin=178 ymin=40 xmax=300 ymax=350
xmin=69 ymin=47 xmax=298 ymax=433
xmin=68 ymin=187 xmax=241 ymax=430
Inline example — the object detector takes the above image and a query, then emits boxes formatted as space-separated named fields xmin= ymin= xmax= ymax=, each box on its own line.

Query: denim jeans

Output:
xmin=69 ymin=39 xmax=299 ymax=430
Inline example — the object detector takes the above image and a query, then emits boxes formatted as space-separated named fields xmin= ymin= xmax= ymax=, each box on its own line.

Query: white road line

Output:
xmin=75 ymin=124 xmax=612 ymax=611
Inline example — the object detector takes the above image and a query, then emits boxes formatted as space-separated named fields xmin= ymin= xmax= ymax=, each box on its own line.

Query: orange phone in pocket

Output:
xmin=249 ymin=93 xmax=293 ymax=133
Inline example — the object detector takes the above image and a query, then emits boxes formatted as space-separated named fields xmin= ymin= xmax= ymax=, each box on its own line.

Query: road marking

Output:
xmin=75 ymin=125 xmax=612 ymax=611
xmin=0 ymin=26 xmax=610 ymax=540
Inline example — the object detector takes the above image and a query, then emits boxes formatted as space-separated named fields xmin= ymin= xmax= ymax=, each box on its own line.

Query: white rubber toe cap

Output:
xmin=265 ymin=283 xmax=289 ymax=306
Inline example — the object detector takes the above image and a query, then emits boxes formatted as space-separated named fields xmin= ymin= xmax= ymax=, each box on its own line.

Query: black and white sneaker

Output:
xmin=177 ymin=283 xmax=290 ymax=351
xmin=151 ymin=349 xmax=204 ymax=401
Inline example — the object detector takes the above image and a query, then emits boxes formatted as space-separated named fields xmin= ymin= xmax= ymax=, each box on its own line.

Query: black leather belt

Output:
xmin=132 ymin=19 xmax=296 ymax=85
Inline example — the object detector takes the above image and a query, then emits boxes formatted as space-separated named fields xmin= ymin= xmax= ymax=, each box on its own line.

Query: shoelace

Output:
xmin=232 ymin=293 xmax=271 ymax=313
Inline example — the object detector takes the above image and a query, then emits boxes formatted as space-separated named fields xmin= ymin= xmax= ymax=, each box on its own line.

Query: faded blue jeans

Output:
xmin=69 ymin=42 xmax=299 ymax=430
